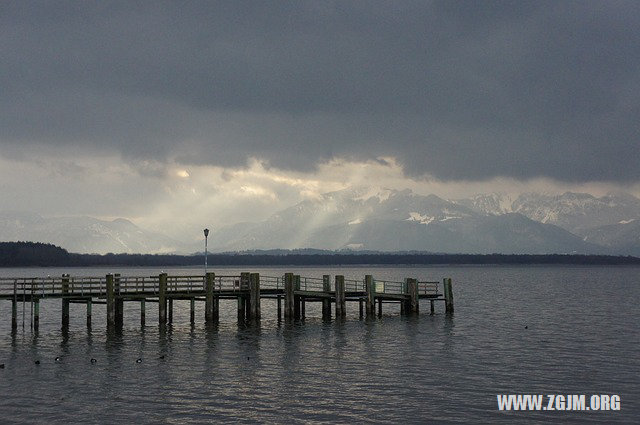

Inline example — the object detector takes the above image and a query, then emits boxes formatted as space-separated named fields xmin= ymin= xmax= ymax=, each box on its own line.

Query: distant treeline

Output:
xmin=2 ymin=241 xmax=640 ymax=267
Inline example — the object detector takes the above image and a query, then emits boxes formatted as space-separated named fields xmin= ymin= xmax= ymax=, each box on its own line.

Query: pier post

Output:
xmin=114 ymin=274 xmax=123 ymax=327
xmin=322 ymin=275 xmax=331 ymax=319
xmin=284 ymin=273 xmax=294 ymax=319
xmin=12 ymin=299 xmax=17 ymax=331
xmin=205 ymin=272 xmax=215 ymax=323
xmin=106 ymin=274 xmax=115 ymax=327
xmin=294 ymin=275 xmax=301 ymax=320
xmin=335 ymin=275 xmax=346 ymax=318
xmin=159 ymin=273 xmax=167 ymax=324
xmin=214 ymin=296 xmax=219 ymax=322
xmin=408 ymin=278 xmax=419 ymax=314
xmin=140 ymin=299 xmax=145 ymax=326
xmin=86 ymin=299 xmax=91 ymax=328
xmin=237 ymin=296 xmax=246 ymax=322
xmin=277 ymin=295 xmax=282 ymax=320
xmin=430 ymin=299 xmax=435 ymax=315
xmin=61 ymin=274 xmax=70 ymax=328
xmin=378 ymin=298 xmax=382 ymax=317
xmin=12 ymin=281 xmax=17 ymax=331
xmin=365 ymin=275 xmax=375 ymax=318
xmin=190 ymin=298 xmax=195 ymax=324
xmin=443 ymin=278 xmax=454 ymax=314
xmin=249 ymin=273 xmax=261 ymax=320
xmin=240 ymin=272 xmax=250 ymax=322
xmin=241 ymin=272 xmax=250 ymax=291
xmin=401 ymin=279 xmax=407 ymax=315
xmin=34 ymin=298 xmax=40 ymax=331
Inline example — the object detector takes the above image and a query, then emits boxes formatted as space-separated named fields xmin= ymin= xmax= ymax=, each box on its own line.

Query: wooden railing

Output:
xmin=0 ymin=275 xmax=443 ymax=298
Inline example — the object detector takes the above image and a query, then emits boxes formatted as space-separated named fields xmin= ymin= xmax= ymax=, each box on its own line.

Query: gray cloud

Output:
xmin=2 ymin=1 xmax=639 ymax=182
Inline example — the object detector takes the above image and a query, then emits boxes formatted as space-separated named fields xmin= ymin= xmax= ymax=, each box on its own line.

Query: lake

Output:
xmin=0 ymin=265 xmax=638 ymax=423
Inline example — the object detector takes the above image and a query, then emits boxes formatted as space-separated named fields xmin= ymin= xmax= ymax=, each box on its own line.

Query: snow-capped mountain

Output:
xmin=207 ymin=188 xmax=607 ymax=254
xmin=456 ymin=191 xmax=640 ymax=255
xmin=581 ymin=219 xmax=640 ymax=256
xmin=4 ymin=188 xmax=640 ymax=255
xmin=458 ymin=192 xmax=640 ymax=233
xmin=511 ymin=192 xmax=640 ymax=233
xmin=0 ymin=211 xmax=185 ymax=254
xmin=454 ymin=193 xmax=515 ymax=216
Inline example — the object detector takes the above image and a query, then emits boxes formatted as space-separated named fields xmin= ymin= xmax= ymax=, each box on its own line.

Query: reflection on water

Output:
xmin=0 ymin=265 xmax=639 ymax=423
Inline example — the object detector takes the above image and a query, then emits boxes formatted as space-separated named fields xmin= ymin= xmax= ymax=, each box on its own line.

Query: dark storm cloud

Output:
xmin=2 ymin=1 xmax=639 ymax=182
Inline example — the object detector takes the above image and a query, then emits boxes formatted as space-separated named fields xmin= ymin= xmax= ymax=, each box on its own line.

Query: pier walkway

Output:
xmin=0 ymin=272 xmax=453 ymax=330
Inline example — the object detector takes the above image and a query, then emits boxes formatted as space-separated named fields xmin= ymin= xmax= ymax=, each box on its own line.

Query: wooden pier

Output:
xmin=0 ymin=272 xmax=453 ymax=331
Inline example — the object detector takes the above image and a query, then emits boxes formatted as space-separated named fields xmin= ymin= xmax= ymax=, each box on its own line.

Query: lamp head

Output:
xmin=204 ymin=228 xmax=209 ymax=237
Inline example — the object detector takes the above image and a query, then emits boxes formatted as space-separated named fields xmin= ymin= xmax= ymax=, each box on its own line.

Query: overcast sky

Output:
xmin=2 ymin=1 xmax=640 ymax=240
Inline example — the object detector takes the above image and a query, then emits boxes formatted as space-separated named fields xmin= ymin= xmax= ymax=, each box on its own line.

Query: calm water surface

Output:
xmin=0 ymin=265 xmax=638 ymax=423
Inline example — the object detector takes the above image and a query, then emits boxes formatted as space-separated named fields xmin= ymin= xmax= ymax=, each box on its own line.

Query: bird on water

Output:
xmin=90 ymin=358 xmax=97 ymax=363
xmin=136 ymin=358 xmax=142 ymax=363
xmin=55 ymin=356 xmax=62 ymax=362
xmin=35 ymin=360 xmax=40 ymax=365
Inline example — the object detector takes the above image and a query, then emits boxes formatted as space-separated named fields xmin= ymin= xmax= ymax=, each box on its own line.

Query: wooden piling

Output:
xmin=190 ymin=298 xmax=195 ymax=324
xmin=377 ymin=298 xmax=382 ymax=317
xmin=34 ymin=298 xmax=40 ymax=331
xmin=61 ymin=274 xmax=70 ymax=328
xmin=249 ymin=273 xmax=261 ymax=320
xmin=284 ymin=273 xmax=294 ymax=319
xmin=241 ymin=272 xmax=250 ymax=291
xmin=114 ymin=274 xmax=123 ymax=327
xmin=140 ymin=299 xmax=145 ymax=326
xmin=237 ymin=296 xmax=246 ymax=321
xmin=407 ymin=278 xmax=419 ymax=314
xmin=335 ymin=275 xmax=346 ymax=318
xmin=294 ymin=275 xmax=301 ymax=320
xmin=205 ymin=272 xmax=215 ymax=323
xmin=430 ymin=299 xmax=435 ymax=314
xmin=12 ymin=281 xmax=17 ymax=331
xmin=239 ymin=272 xmax=250 ymax=321
xmin=214 ymin=296 xmax=219 ymax=322
xmin=365 ymin=275 xmax=375 ymax=318
xmin=85 ymin=299 xmax=91 ymax=328
xmin=322 ymin=275 xmax=331 ymax=319
xmin=168 ymin=299 xmax=173 ymax=323
xmin=159 ymin=273 xmax=167 ymax=324
xmin=277 ymin=295 xmax=282 ymax=320
xmin=106 ymin=274 xmax=115 ymax=327
xmin=443 ymin=278 xmax=454 ymax=313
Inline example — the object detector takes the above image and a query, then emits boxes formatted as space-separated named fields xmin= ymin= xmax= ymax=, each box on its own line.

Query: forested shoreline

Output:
xmin=2 ymin=241 xmax=639 ymax=267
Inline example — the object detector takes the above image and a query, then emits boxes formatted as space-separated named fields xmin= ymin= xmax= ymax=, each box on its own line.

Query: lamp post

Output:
xmin=203 ymin=228 xmax=209 ymax=275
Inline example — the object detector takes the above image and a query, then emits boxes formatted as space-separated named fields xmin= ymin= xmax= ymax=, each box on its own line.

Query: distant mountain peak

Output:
xmin=0 ymin=211 xmax=186 ymax=254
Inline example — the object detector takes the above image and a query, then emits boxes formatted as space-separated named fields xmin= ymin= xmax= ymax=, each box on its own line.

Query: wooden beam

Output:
xmin=249 ymin=273 xmax=261 ymax=321
xmin=106 ymin=274 xmax=115 ymax=327
xmin=159 ymin=273 xmax=167 ymax=324
xmin=322 ymin=275 xmax=331 ymax=320
xmin=365 ymin=275 xmax=375 ymax=318
xmin=205 ymin=272 xmax=215 ymax=323
xmin=335 ymin=275 xmax=346 ymax=318
xmin=61 ymin=274 xmax=70 ymax=329
xmin=284 ymin=273 xmax=294 ymax=319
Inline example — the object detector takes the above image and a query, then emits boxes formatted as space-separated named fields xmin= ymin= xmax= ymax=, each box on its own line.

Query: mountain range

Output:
xmin=1 ymin=189 xmax=639 ymax=255
xmin=0 ymin=211 xmax=186 ymax=254
xmin=207 ymin=189 xmax=639 ymax=255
